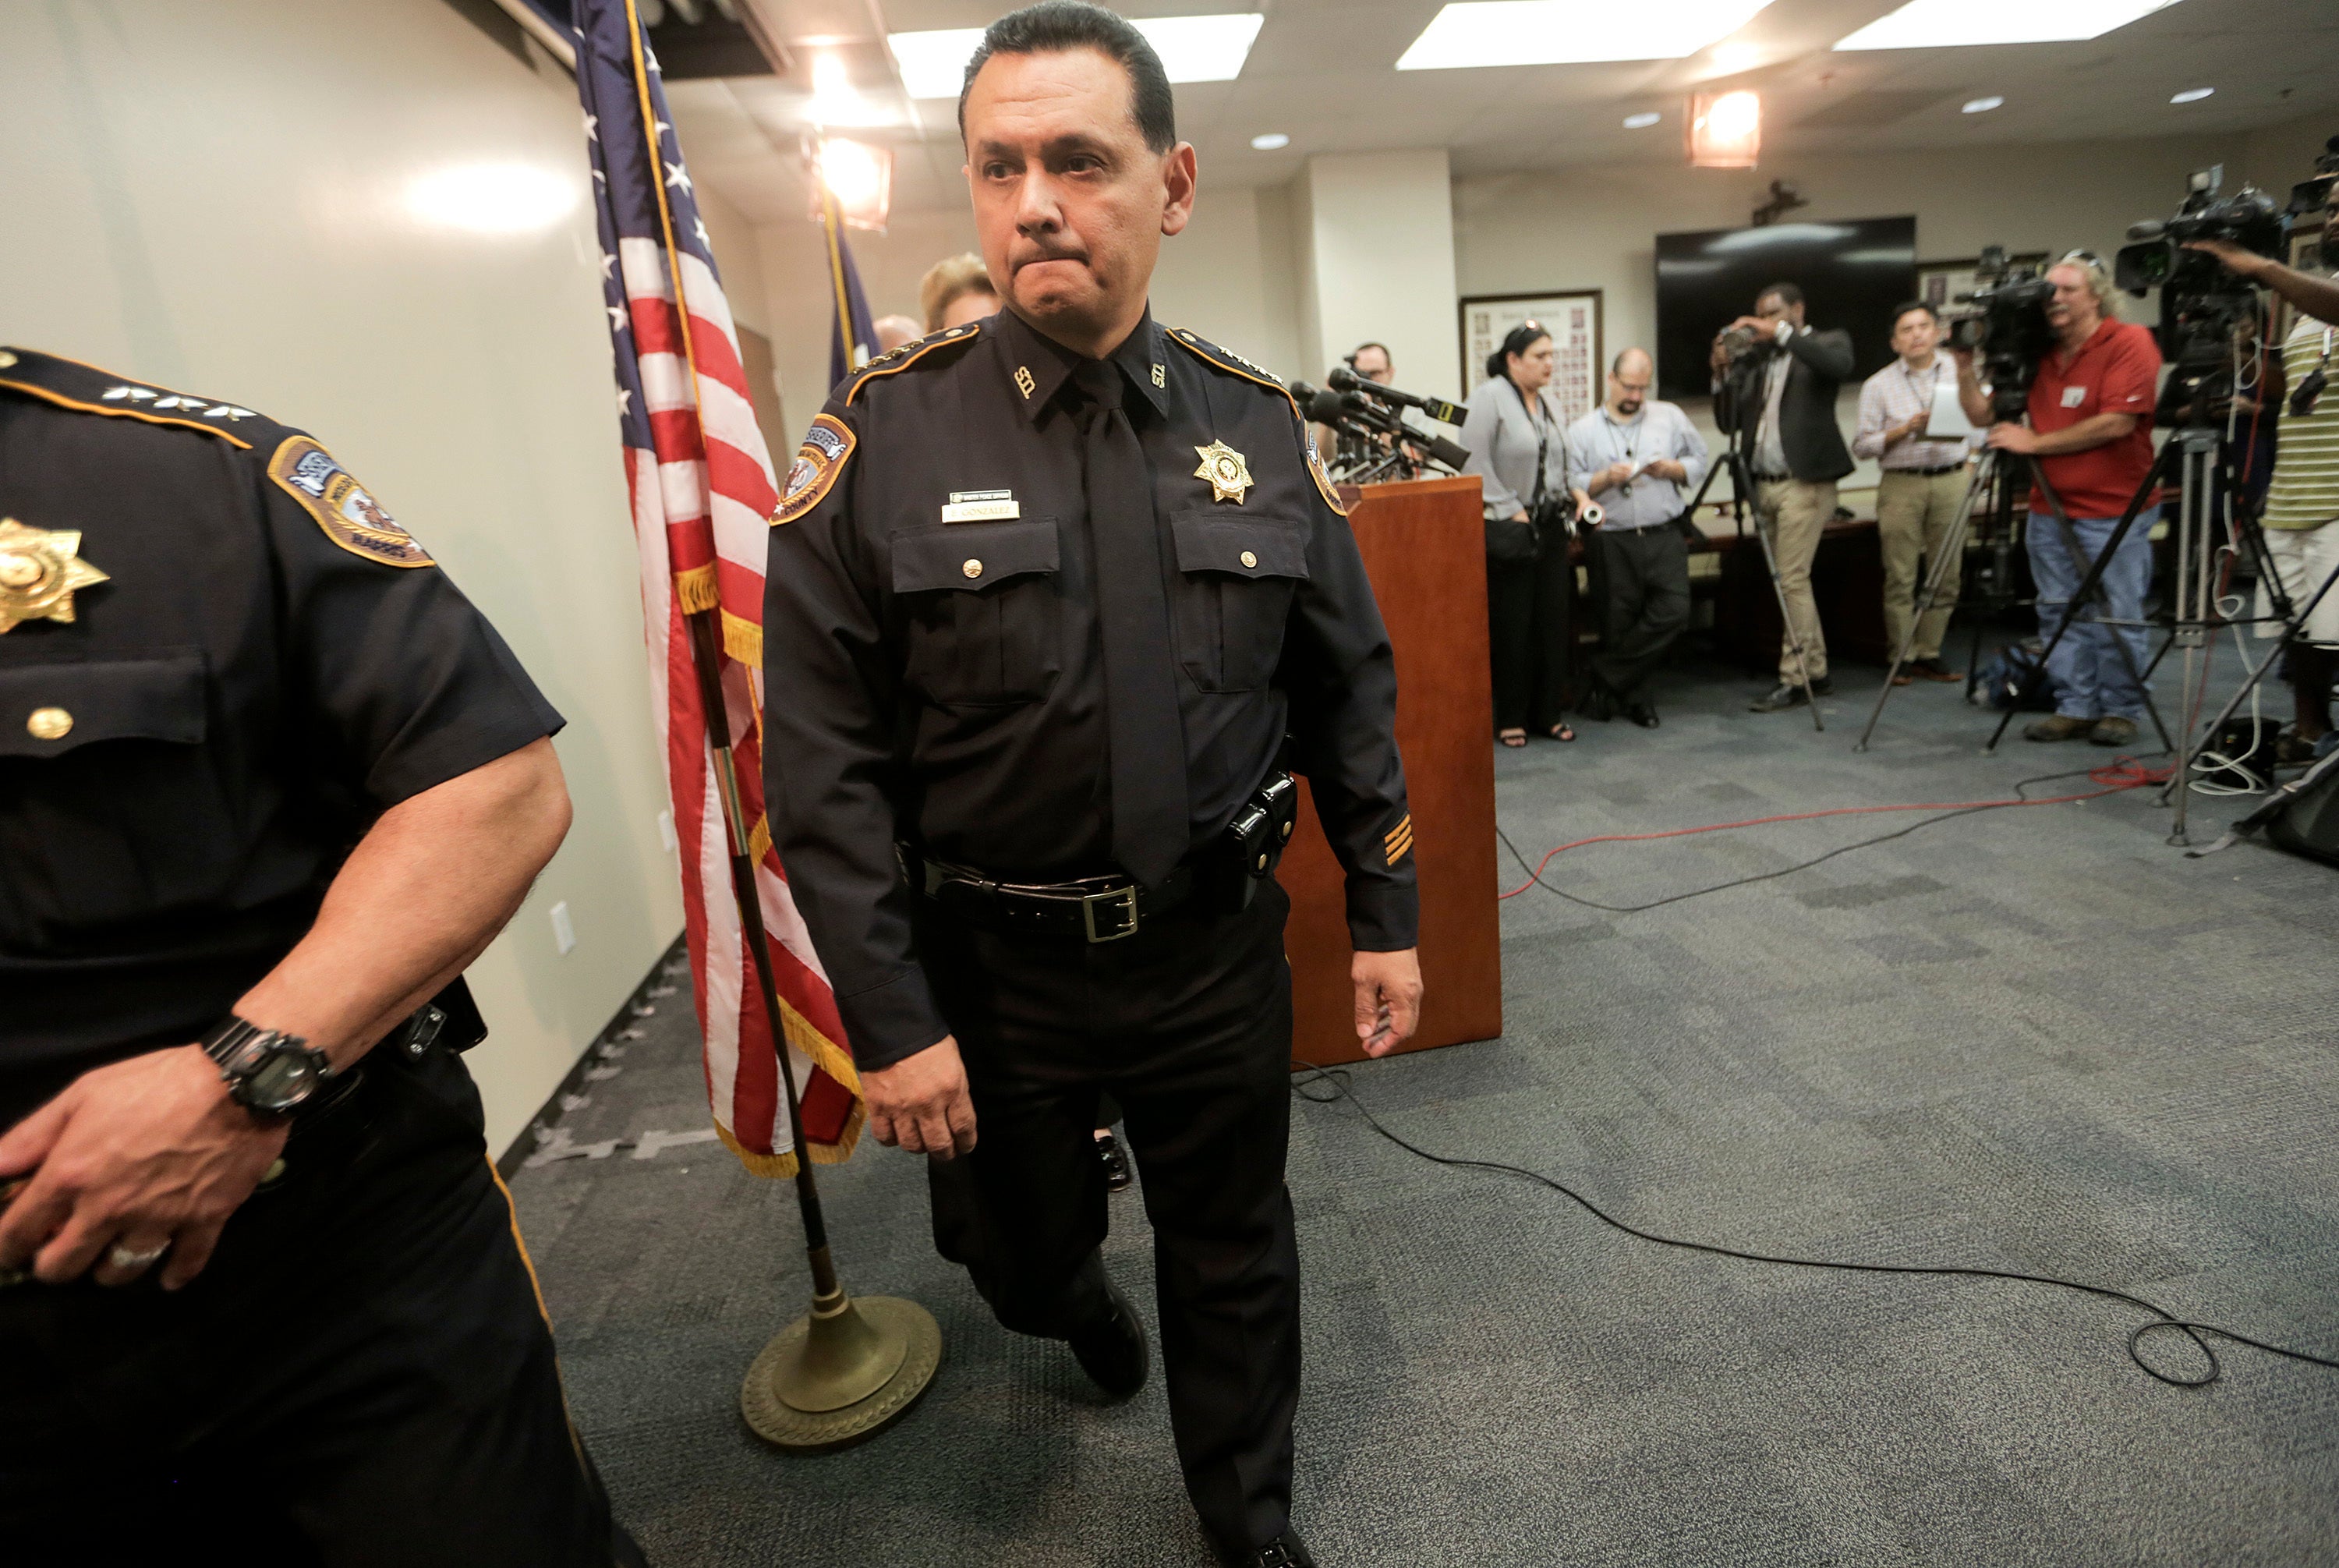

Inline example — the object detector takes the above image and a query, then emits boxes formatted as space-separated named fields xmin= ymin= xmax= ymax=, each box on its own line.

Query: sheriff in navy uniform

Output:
xmin=0 ymin=348 xmax=642 ymax=1566
xmin=762 ymin=9 xmax=1421 ymax=1565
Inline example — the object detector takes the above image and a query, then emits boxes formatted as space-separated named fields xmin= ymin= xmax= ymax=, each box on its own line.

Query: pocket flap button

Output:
xmin=962 ymin=558 xmax=983 ymax=579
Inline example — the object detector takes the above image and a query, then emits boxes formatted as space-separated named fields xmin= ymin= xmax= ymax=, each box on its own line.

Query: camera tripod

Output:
xmin=1855 ymin=448 xmax=2174 ymax=754
xmin=1676 ymin=438 xmax=1827 ymax=731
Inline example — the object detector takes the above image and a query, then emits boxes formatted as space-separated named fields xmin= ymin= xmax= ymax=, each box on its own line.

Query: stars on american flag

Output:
xmin=664 ymin=161 xmax=692 ymax=194
xmin=583 ymin=111 xmax=598 ymax=142
xmin=694 ymin=218 xmax=711 ymax=249
xmin=608 ymin=303 xmax=628 ymax=334
xmin=600 ymin=250 xmax=617 ymax=281
xmin=615 ymin=387 xmax=632 ymax=416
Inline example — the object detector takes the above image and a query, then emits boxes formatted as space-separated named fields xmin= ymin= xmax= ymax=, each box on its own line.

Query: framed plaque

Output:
xmin=1458 ymin=290 xmax=1603 ymax=429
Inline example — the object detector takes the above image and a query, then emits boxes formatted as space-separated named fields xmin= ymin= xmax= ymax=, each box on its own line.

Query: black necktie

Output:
xmin=1073 ymin=359 xmax=1187 ymax=888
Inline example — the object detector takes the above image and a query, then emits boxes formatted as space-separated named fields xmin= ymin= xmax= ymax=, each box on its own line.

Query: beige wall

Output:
xmin=2 ymin=0 xmax=685 ymax=1156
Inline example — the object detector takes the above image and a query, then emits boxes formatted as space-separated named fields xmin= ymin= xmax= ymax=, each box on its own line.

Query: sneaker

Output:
xmin=1750 ymin=676 xmax=1831 ymax=713
xmin=2088 ymin=715 xmax=2139 ymax=748
xmin=2024 ymin=713 xmax=2097 ymax=742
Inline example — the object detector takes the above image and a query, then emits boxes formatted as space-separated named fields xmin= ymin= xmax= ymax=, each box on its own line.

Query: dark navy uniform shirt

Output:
xmin=763 ymin=306 xmax=1417 ymax=1070
xmin=0 ymin=349 xmax=561 ymax=1126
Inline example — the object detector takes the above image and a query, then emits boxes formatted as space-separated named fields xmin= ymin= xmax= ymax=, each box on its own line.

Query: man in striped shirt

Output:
xmin=1854 ymin=301 xmax=1974 ymax=684
xmin=2189 ymin=201 xmax=2339 ymax=758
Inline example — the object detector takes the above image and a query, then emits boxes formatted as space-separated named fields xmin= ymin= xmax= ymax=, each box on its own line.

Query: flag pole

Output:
xmin=610 ymin=0 xmax=936 ymax=1450
xmin=677 ymin=612 xmax=939 ymax=1450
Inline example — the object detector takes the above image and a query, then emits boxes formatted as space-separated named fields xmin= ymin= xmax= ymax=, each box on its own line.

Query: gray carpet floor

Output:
xmin=509 ymin=657 xmax=2339 ymax=1567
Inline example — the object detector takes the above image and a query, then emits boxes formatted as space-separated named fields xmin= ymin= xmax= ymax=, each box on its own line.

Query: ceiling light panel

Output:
xmin=888 ymin=16 xmax=1265 ymax=101
xmin=1398 ymin=0 xmax=1778 ymax=69
xmin=1833 ymin=0 xmax=2184 ymax=51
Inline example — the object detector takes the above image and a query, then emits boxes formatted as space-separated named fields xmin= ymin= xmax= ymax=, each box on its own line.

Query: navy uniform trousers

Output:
xmin=924 ymin=877 xmax=1300 ymax=1559
xmin=0 ymin=1046 xmax=639 ymax=1568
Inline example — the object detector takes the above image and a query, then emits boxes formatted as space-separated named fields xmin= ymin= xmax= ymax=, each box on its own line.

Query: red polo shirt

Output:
xmin=2026 ymin=317 xmax=2162 ymax=517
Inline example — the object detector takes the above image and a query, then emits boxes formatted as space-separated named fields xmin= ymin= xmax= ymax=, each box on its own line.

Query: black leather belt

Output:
xmin=1893 ymin=462 xmax=1967 ymax=476
xmin=922 ymin=858 xmax=1194 ymax=943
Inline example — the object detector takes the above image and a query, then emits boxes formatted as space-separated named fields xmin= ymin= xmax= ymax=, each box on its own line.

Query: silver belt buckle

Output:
xmin=1081 ymin=884 xmax=1140 ymax=943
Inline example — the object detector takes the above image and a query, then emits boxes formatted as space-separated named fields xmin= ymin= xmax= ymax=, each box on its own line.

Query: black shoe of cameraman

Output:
xmin=1750 ymin=677 xmax=1831 ymax=713
xmin=1625 ymin=699 xmax=1660 ymax=729
xmin=1095 ymin=1128 xmax=1132 ymax=1191
xmin=1579 ymin=681 xmax=1617 ymax=722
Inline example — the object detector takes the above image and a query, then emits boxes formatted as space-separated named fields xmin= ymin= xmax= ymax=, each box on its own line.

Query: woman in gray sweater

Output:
xmin=1460 ymin=323 xmax=1583 ymax=745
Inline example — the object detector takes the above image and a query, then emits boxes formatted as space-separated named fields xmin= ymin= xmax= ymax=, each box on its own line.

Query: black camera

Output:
xmin=2117 ymin=166 xmax=2290 ymax=425
xmin=1948 ymin=246 xmax=2054 ymax=420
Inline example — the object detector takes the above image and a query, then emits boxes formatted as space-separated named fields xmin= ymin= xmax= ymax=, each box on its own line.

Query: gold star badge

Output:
xmin=0 ymin=519 xmax=108 ymax=633
xmin=1193 ymin=441 xmax=1254 ymax=504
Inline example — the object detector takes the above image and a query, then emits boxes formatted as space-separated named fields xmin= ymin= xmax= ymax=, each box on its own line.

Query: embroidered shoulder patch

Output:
xmin=1305 ymin=432 xmax=1350 ymax=518
xmin=267 ymin=436 xmax=431 ymax=567
xmin=773 ymin=414 xmax=856 ymax=526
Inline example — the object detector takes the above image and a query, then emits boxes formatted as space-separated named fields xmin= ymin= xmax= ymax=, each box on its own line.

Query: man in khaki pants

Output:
xmin=1855 ymin=301 xmax=1973 ymax=685
xmin=1713 ymin=282 xmax=1856 ymax=712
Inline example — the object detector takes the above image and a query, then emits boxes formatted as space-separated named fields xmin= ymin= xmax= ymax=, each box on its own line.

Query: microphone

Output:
xmin=1329 ymin=366 xmax=1467 ymax=427
xmin=1335 ymin=393 xmax=1471 ymax=470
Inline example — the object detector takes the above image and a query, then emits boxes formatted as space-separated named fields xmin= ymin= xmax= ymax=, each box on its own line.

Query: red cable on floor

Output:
xmin=1498 ymin=756 xmax=2177 ymax=901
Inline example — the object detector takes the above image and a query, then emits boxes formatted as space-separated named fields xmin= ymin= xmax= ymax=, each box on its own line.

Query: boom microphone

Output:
xmin=1328 ymin=366 xmax=1467 ymax=427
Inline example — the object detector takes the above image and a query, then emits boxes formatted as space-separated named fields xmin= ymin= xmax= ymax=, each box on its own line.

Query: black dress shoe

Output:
xmin=1624 ymin=699 xmax=1659 ymax=728
xmin=1578 ymin=681 xmax=1617 ymax=721
xmin=1067 ymin=1277 xmax=1148 ymax=1400
xmin=1229 ymin=1531 xmax=1316 ymax=1567
xmin=1750 ymin=676 xmax=1831 ymax=712
xmin=1094 ymin=1129 xmax=1132 ymax=1191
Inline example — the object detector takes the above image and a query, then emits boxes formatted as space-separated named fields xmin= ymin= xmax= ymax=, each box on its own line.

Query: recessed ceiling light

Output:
xmin=1398 ymin=0 xmax=1778 ymax=69
xmin=2170 ymin=87 xmax=2213 ymax=104
xmin=888 ymin=15 xmax=1265 ymax=100
xmin=1962 ymin=95 xmax=2005 ymax=113
xmin=1623 ymin=111 xmax=1663 ymax=128
xmin=1251 ymin=132 xmax=1291 ymax=150
xmin=1833 ymin=0 xmax=2184 ymax=51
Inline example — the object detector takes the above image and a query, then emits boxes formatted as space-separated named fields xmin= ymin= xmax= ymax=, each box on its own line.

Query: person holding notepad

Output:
xmin=1854 ymin=300 xmax=1976 ymax=684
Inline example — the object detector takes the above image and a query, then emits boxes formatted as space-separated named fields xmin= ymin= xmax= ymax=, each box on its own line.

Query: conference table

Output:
xmin=1278 ymin=473 xmax=1502 ymax=1067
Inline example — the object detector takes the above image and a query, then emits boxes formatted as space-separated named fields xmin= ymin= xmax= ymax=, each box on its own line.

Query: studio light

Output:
xmin=1398 ymin=0 xmax=1777 ymax=69
xmin=1251 ymin=132 xmax=1292 ymax=150
xmin=1962 ymin=96 xmax=2005 ymax=113
xmin=888 ymin=15 xmax=1265 ymax=99
xmin=405 ymin=162 xmax=579 ymax=235
xmin=1623 ymin=111 xmax=1663 ymax=129
xmin=1687 ymin=89 xmax=1761 ymax=168
xmin=810 ymin=136 xmax=892 ymax=231
xmin=1833 ymin=0 xmax=2184 ymax=50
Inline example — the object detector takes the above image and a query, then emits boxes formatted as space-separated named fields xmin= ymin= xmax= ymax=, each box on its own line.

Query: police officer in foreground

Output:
xmin=762 ymin=5 xmax=1421 ymax=1564
xmin=0 ymin=348 xmax=642 ymax=1565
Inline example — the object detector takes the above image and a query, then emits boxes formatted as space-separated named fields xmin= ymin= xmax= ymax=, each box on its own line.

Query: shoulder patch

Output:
xmin=773 ymin=414 xmax=856 ymax=526
xmin=1166 ymin=328 xmax=1350 ymax=517
xmin=843 ymin=323 xmax=982 ymax=407
xmin=267 ymin=436 xmax=433 ymax=568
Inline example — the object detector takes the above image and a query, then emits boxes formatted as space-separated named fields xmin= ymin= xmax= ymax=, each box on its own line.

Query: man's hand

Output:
xmin=1886 ymin=413 xmax=1928 ymax=447
xmin=1596 ymin=460 xmax=1635 ymax=491
xmin=1986 ymin=422 xmax=2040 ymax=455
xmin=861 ymin=1036 xmax=977 ymax=1158
xmin=1351 ymin=949 xmax=1424 ymax=1060
xmin=1723 ymin=314 xmax=1774 ymax=338
xmin=0 ymin=1046 xmax=288 ymax=1290
xmin=1644 ymin=458 xmax=1687 ymax=483
xmin=2183 ymin=237 xmax=2272 ymax=282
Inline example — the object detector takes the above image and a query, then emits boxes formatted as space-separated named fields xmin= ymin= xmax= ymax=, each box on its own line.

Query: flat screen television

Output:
xmin=1653 ymin=216 xmax=1918 ymax=400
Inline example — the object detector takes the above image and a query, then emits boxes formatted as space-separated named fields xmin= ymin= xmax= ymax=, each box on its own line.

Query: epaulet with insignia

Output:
xmin=1163 ymin=328 xmax=1350 ymax=517
xmin=841 ymin=322 xmax=982 ymax=407
xmin=0 ymin=346 xmax=434 ymax=568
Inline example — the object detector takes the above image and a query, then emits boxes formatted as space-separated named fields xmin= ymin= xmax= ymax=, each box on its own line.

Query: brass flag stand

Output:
xmin=678 ymin=611 xmax=941 ymax=1449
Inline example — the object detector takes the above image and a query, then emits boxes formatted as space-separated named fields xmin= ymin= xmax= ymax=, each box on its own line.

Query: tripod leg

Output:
xmin=1983 ymin=444 xmax=2178 ymax=752
xmin=2032 ymin=469 xmax=2172 ymax=751
xmin=1860 ymin=454 xmax=1988 ymax=750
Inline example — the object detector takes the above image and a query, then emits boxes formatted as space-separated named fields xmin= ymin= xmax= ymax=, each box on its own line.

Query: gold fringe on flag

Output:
xmin=674 ymin=562 xmax=720 ymax=614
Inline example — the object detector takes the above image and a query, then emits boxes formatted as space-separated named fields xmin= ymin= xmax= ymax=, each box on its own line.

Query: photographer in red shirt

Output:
xmin=1958 ymin=254 xmax=2164 ymax=746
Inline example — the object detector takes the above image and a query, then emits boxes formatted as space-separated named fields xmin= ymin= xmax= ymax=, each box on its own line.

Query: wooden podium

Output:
xmin=1279 ymin=474 xmax=1502 ymax=1067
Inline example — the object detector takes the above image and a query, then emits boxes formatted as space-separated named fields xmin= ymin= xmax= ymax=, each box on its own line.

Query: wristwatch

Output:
xmin=200 ymin=1015 xmax=334 ymax=1118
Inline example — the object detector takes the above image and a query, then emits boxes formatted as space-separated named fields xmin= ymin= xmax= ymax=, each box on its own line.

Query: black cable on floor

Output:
xmin=1292 ymin=1064 xmax=2339 ymax=1389
xmin=1498 ymin=766 xmax=2118 ymax=914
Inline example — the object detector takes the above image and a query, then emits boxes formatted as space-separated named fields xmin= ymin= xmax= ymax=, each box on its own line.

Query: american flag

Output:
xmin=574 ymin=0 xmax=862 ymax=1176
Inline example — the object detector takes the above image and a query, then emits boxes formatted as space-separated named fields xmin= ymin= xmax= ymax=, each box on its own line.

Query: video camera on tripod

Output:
xmin=1945 ymin=246 xmax=2055 ymax=421
xmin=2116 ymin=166 xmax=2288 ymax=425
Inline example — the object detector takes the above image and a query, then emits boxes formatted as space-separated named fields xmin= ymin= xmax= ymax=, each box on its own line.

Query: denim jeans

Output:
xmin=2026 ymin=507 xmax=2157 ymax=721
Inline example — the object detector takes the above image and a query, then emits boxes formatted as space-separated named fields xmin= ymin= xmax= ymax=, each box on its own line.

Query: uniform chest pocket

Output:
xmin=1169 ymin=511 xmax=1310 ymax=693
xmin=0 ymin=651 xmax=208 ymax=758
xmin=892 ymin=518 xmax=1063 ymax=706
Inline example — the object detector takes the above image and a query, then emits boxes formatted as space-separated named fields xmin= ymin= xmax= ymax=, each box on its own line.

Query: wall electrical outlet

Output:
xmin=657 ymin=809 xmax=678 ymax=852
xmin=550 ymin=901 xmax=577 ymax=955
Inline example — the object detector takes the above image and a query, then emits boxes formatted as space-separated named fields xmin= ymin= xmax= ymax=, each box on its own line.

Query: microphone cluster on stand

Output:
xmin=1291 ymin=371 xmax=1471 ymax=483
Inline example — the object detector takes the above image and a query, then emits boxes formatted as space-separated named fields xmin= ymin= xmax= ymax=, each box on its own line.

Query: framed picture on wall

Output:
xmin=1458 ymin=291 xmax=1603 ymax=429
xmin=1917 ymin=255 xmax=2049 ymax=320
